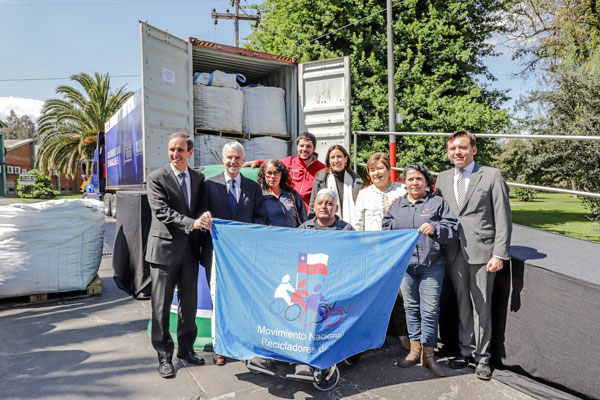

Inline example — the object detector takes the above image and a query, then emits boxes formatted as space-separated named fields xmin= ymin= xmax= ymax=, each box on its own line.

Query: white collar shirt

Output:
xmin=170 ymin=163 xmax=191 ymax=208
xmin=224 ymin=171 xmax=241 ymax=202
xmin=453 ymin=160 xmax=475 ymax=205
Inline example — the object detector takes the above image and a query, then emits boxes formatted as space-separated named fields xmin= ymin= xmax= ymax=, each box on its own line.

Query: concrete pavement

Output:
xmin=0 ymin=215 xmax=538 ymax=400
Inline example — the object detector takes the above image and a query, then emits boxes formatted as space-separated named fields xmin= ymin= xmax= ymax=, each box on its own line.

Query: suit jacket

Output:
xmin=144 ymin=164 xmax=206 ymax=266
xmin=203 ymin=172 xmax=267 ymax=224
xmin=436 ymin=162 xmax=512 ymax=264
xmin=200 ymin=172 xmax=267 ymax=273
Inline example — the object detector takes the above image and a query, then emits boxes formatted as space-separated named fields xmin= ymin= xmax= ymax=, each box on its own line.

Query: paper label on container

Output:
xmin=162 ymin=68 xmax=175 ymax=84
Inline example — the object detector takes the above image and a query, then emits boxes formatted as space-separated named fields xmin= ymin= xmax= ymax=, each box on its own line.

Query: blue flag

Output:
xmin=212 ymin=219 xmax=420 ymax=369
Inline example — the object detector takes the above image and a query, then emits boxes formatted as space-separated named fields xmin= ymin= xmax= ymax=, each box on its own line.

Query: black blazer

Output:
xmin=203 ymin=172 xmax=267 ymax=224
xmin=144 ymin=164 xmax=206 ymax=266
xmin=200 ymin=172 xmax=266 ymax=276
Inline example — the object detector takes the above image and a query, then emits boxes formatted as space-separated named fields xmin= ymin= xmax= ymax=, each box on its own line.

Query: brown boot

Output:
xmin=399 ymin=336 xmax=411 ymax=351
xmin=397 ymin=340 xmax=421 ymax=368
xmin=422 ymin=346 xmax=446 ymax=377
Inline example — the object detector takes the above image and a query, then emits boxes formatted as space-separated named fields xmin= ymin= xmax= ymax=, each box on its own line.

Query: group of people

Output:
xmin=144 ymin=129 xmax=511 ymax=382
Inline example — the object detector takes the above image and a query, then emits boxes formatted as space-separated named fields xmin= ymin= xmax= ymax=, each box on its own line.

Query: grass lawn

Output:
xmin=510 ymin=192 xmax=600 ymax=243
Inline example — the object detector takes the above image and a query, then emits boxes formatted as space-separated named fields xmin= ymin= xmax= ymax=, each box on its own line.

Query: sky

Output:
xmin=0 ymin=0 xmax=535 ymax=123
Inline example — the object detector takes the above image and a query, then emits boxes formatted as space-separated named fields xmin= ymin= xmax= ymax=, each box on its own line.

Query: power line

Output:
xmin=0 ymin=75 xmax=140 ymax=82
xmin=308 ymin=0 xmax=406 ymax=44
xmin=0 ymin=0 xmax=204 ymax=6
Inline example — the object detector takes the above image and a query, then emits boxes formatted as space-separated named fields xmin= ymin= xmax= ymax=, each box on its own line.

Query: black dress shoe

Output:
xmin=177 ymin=351 xmax=206 ymax=365
xmin=158 ymin=361 xmax=175 ymax=378
xmin=475 ymin=362 xmax=492 ymax=380
xmin=447 ymin=356 xmax=474 ymax=369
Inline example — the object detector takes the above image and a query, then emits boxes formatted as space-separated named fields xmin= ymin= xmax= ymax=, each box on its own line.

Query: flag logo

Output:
xmin=297 ymin=252 xmax=329 ymax=275
xmin=270 ymin=252 xmax=350 ymax=328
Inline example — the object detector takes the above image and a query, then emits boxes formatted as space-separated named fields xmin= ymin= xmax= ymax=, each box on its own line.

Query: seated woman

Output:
xmin=308 ymin=145 xmax=362 ymax=227
xmin=258 ymin=158 xmax=307 ymax=227
xmin=354 ymin=152 xmax=410 ymax=351
xmin=382 ymin=164 xmax=458 ymax=377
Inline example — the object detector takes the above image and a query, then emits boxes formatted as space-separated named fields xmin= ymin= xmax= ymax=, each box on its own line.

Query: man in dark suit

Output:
xmin=145 ymin=132 xmax=207 ymax=378
xmin=435 ymin=130 xmax=512 ymax=381
xmin=197 ymin=141 xmax=267 ymax=366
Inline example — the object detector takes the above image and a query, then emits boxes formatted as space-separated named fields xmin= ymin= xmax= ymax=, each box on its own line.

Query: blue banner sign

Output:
xmin=212 ymin=219 xmax=420 ymax=369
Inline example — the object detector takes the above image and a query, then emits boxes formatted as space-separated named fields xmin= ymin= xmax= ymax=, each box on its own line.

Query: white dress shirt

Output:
xmin=453 ymin=160 xmax=475 ymax=205
xmin=224 ymin=171 xmax=241 ymax=202
xmin=170 ymin=163 xmax=191 ymax=208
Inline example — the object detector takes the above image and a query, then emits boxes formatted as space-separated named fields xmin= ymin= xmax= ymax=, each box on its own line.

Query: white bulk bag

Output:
xmin=245 ymin=136 xmax=289 ymax=161
xmin=242 ymin=86 xmax=287 ymax=136
xmin=193 ymin=135 xmax=236 ymax=166
xmin=193 ymin=85 xmax=243 ymax=133
xmin=0 ymin=199 xmax=105 ymax=298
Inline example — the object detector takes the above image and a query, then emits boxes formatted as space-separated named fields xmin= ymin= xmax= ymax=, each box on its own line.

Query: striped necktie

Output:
xmin=456 ymin=168 xmax=466 ymax=208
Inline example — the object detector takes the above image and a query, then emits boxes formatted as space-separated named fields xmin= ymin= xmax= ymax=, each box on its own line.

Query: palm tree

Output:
xmin=37 ymin=72 xmax=133 ymax=178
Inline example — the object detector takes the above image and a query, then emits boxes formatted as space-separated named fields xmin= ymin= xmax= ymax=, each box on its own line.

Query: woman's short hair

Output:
xmin=324 ymin=145 xmax=353 ymax=173
xmin=403 ymin=163 xmax=434 ymax=192
xmin=257 ymin=158 xmax=293 ymax=192
xmin=366 ymin=152 xmax=390 ymax=172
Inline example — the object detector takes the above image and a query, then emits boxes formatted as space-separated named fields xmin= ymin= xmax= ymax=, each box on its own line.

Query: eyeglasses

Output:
xmin=265 ymin=171 xmax=281 ymax=176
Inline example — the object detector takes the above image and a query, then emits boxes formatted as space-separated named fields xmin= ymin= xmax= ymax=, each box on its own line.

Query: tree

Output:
xmin=507 ymin=0 xmax=600 ymax=73
xmin=3 ymin=110 xmax=37 ymax=140
xmin=37 ymin=72 xmax=132 ymax=178
xmin=500 ymin=47 xmax=600 ymax=220
xmin=247 ymin=0 xmax=512 ymax=172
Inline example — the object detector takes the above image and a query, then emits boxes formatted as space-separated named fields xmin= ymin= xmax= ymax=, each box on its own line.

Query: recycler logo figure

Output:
xmin=270 ymin=253 xmax=351 ymax=327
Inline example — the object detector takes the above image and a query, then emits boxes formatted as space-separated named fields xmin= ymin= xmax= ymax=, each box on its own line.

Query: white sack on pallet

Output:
xmin=193 ymin=70 xmax=246 ymax=89
xmin=242 ymin=86 xmax=287 ymax=136
xmin=193 ymin=135 xmax=235 ymax=166
xmin=245 ymin=136 xmax=289 ymax=161
xmin=0 ymin=199 xmax=105 ymax=298
xmin=193 ymin=85 xmax=243 ymax=133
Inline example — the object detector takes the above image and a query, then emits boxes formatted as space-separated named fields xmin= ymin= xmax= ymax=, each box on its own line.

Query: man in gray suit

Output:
xmin=435 ymin=130 xmax=512 ymax=380
xmin=145 ymin=133 xmax=207 ymax=378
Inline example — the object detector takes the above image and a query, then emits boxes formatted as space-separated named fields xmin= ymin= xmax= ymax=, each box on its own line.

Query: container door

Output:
xmin=298 ymin=56 xmax=351 ymax=163
xmin=140 ymin=22 xmax=194 ymax=180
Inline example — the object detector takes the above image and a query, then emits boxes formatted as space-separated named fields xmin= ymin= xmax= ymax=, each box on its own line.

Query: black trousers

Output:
xmin=149 ymin=244 xmax=199 ymax=362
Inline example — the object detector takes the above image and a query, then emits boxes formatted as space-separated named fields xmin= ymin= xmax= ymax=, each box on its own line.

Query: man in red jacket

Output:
xmin=245 ymin=132 xmax=325 ymax=209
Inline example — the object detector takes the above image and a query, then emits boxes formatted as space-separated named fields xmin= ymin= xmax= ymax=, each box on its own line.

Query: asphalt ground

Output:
xmin=0 ymin=213 xmax=537 ymax=400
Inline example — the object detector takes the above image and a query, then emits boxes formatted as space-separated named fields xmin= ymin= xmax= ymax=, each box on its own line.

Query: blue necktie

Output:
xmin=229 ymin=179 xmax=237 ymax=214
xmin=179 ymin=172 xmax=189 ymax=208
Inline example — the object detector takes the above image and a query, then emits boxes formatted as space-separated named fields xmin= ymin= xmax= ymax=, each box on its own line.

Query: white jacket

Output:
xmin=354 ymin=181 xmax=406 ymax=231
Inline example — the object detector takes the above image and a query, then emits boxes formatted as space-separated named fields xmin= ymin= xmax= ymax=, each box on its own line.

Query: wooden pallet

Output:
xmin=194 ymin=128 xmax=247 ymax=139
xmin=248 ymin=133 xmax=292 ymax=141
xmin=0 ymin=275 xmax=102 ymax=305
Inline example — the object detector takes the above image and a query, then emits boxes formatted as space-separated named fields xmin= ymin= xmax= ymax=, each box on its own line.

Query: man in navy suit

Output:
xmin=145 ymin=132 xmax=207 ymax=378
xmin=196 ymin=141 xmax=266 ymax=366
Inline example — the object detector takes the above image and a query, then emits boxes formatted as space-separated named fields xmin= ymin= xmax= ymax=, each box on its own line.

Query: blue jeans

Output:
xmin=400 ymin=262 xmax=444 ymax=347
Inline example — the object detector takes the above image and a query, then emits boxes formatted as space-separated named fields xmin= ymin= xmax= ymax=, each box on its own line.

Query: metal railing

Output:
xmin=352 ymin=131 xmax=600 ymax=199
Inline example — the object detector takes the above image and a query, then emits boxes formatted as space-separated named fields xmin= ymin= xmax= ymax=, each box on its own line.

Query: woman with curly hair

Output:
xmin=257 ymin=158 xmax=307 ymax=227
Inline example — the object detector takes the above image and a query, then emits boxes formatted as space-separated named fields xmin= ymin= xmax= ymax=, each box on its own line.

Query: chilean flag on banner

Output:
xmin=297 ymin=253 xmax=329 ymax=275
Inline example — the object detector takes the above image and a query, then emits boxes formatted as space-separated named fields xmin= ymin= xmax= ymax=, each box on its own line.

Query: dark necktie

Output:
xmin=229 ymin=179 xmax=237 ymax=214
xmin=179 ymin=172 xmax=189 ymax=208
xmin=456 ymin=169 xmax=466 ymax=208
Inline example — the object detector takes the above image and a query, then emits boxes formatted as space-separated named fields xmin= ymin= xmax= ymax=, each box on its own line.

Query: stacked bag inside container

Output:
xmin=193 ymin=70 xmax=245 ymax=133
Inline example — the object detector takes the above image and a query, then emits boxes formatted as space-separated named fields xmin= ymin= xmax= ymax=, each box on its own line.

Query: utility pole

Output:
xmin=212 ymin=0 xmax=261 ymax=48
xmin=386 ymin=0 xmax=397 ymax=181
